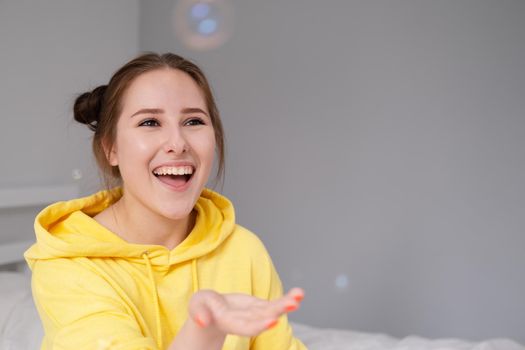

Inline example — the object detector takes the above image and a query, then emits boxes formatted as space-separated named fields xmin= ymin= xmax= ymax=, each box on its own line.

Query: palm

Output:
xmin=189 ymin=288 xmax=304 ymax=337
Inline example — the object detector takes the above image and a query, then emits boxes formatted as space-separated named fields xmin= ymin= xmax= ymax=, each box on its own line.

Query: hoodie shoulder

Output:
xmin=228 ymin=225 xmax=271 ymax=255
xmin=223 ymin=224 xmax=279 ymax=280
xmin=224 ymin=225 xmax=284 ymax=301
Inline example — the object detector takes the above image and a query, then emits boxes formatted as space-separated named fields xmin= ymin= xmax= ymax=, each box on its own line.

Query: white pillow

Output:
xmin=0 ymin=272 xmax=32 ymax=330
xmin=0 ymin=271 xmax=43 ymax=350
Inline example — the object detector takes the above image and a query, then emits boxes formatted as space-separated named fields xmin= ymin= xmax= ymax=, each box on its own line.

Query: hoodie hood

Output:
xmin=25 ymin=187 xmax=236 ymax=269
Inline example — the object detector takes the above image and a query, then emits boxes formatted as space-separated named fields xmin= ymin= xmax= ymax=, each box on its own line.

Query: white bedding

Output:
xmin=291 ymin=322 xmax=525 ymax=350
xmin=0 ymin=272 xmax=43 ymax=350
xmin=0 ymin=272 xmax=523 ymax=350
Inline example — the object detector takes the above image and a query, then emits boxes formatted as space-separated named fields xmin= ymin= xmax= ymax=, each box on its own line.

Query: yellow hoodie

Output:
xmin=25 ymin=188 xmax=306 ymax=350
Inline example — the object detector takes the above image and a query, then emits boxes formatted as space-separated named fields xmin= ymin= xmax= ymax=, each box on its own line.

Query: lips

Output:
xmin=152 ymin=164 xmax=196 ymax=191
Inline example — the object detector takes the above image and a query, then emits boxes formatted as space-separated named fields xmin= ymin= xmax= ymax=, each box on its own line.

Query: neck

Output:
xmin=110 ymin=192 xmax=196 ymax=250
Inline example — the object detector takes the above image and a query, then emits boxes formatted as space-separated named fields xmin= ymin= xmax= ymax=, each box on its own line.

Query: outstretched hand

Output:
xmin=188 ymin=288 xmax=305 ymax=337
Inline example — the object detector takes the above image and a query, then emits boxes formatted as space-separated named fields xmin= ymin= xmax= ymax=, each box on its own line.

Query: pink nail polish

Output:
xmin=195 ymin=315 xmax=207 ymax=328
xmin=285 ymin=303 xmax=298 ymax=312
xmin=293 ymin=293 xmax=304 ymax=302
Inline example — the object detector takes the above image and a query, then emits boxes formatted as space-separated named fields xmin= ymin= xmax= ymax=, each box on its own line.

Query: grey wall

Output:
xmin=140 ymin=0 xmax=525 ymax=343
xmin=0 ymin=0 xmax=140 ymax=243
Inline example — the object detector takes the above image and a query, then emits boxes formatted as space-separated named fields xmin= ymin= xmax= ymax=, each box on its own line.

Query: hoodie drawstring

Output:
xmin=141 ymin=253 xmax=199 ymax=349
xmin=191 ymin=259 xmax=199 ymax=292
xmin=142 ymin=252 xmax=163 ymax=350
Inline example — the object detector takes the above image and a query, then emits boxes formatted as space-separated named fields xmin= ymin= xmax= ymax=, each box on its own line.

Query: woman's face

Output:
xmin=108 ymin=68 xmax=216 ymax=220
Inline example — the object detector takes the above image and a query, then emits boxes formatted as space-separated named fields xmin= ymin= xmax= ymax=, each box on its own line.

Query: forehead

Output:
xmin=121 ymin=68 xmax=206 ymax=109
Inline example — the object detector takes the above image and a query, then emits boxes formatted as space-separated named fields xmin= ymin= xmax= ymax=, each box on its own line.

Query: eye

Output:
xmin=139 ymin=118 xmax=160 ymax=127
xmin=184 ymin=117 xmax=205 ymax=126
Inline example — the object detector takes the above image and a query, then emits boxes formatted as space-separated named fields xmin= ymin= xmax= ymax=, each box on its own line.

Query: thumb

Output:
xmin=188 ymin=290 xmax=215 ymax=328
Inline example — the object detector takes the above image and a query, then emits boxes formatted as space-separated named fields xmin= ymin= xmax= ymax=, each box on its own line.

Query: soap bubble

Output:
xmin=191 ymin=3 xmax=210 ymax=19
xmin=173 ymin=0 xmax=234 ymax=51
xmin=72 ymin=169 xmax=83 ymax=180
xmin=335 ymin=274 xmax=349 ymax=290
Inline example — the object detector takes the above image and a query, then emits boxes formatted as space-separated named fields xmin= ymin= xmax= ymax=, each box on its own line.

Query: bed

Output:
xmin=0 ymin=269 xmax=524 ymax=350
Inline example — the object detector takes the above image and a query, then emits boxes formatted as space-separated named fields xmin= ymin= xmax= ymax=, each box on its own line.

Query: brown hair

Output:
xmin=73 ymin=52 xmax=225 ymax=189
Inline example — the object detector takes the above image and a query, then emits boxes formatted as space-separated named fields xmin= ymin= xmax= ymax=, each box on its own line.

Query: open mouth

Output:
xmin=152 ymin=165 xmax=195 ymax=188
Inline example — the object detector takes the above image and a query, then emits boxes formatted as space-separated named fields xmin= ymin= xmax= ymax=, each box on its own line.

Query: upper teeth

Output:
xmin=153 ymin=166 xmax=194 ymax=176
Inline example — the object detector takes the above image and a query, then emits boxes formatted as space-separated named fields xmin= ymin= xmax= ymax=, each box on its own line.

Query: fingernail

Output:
xmin=195 ymin=315 xmax=207 ymax=328
xmin=285 ymin=303 xmax=298 ymax=312
xmin=266 ymin=319 xmax=278 ymax=329
xmin=293 ymin=293 xmax=304 ymax=302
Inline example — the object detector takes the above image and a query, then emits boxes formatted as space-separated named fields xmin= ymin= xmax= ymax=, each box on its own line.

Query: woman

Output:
xmin=25 ymin=53 xmax=306 ymax=350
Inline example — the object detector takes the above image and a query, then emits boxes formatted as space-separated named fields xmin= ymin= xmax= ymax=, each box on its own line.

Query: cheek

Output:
xmin=115 ymin=133 xmax=158 ymax=165
xmin=193 ymin=131 xmax=216 ymax=165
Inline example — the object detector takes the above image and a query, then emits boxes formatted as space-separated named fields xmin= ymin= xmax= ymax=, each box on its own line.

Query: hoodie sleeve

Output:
xmin=31 ymin=258 xmax=160 ymax=350
xmin=248 ymin=237 xmax=307 ymax=350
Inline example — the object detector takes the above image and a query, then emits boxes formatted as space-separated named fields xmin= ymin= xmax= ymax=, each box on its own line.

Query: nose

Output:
xmin=162 ymin=125 xmax=188 ymax=155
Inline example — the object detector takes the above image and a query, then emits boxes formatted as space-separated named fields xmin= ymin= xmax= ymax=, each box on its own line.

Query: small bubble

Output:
xmin=173 ymin=0 xmax=234 ymax=51
xmin=72 ymin=169 xmax=83 ymax=180
xmin=191 ymin=3 xmax=210 ymax=19
xmin=335 ymin=274 xmax=349 ymax=290
xmin=198 ymin=18 xmax=218 ymax=35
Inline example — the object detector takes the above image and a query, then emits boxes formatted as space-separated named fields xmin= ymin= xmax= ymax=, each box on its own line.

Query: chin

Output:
xmin=158 ymin=203 xmax=195 ymax=221
xmin=153 ymin=182 xmax=204 ymax=220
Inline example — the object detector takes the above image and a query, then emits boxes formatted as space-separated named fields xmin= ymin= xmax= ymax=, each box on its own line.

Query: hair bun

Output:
xmin=73 ymin=85 xmax=107 ymax=131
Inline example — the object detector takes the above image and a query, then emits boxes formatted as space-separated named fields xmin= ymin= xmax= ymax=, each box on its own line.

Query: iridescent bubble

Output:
xmin=173 ymin=0 xmax=234 ymax=51
xmin=199 ymin=18 xmax=217 ymax=35
xmin=191 ymin=3 xmax=210 ymax=20
xmin=335 ymin=274 xmax=349 ymax=290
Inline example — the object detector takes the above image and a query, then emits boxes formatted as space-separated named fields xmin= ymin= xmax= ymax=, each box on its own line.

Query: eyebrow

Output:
xmin=130 ymin=107 xmax=208 ymax=118
xmin=130 ymin=108 xmax=163 ymax=118
xmin=182 ymin=107 xmax=208 ymax=116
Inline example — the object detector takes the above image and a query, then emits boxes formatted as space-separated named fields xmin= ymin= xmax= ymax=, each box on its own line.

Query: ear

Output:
xmin=108 ymin=148 xmax=118 ymax=166
xmin=102 ymin=139 xmax=118 ymax=166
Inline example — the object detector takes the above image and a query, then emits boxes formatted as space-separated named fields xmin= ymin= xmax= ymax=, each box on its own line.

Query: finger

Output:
xmin=189 ymin=290 xmax=220 ymax=328
xmin=219 ymin=292 xmax=265 ymax=309
xmin=222 ymin=289 xmax=304 ymax=310
xmin=203 ymin=294 xmax=282 ymax=336
xmin=214 ymin=309 xmax=280 ymax=336
xmin=287 ymin=287 xmax=305 ymax=302
xmin=280 ymin=287 xmax=305 ymax=313
xmin=269 ymin=288 xmax=306 ymax=316
xmin=280 ymin=297 xmax=300 ymax=314
xmin=224 ymin=288 xmax=304 ymax=319
xmin=246 ymin=296 xmax=298 ymax=323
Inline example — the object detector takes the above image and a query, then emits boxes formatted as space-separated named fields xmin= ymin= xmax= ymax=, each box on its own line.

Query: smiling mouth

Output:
xmin=152 ymin=166 xmax=194 ymax=187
